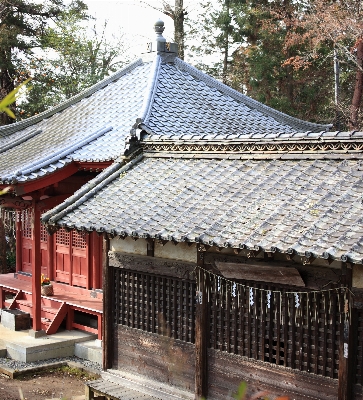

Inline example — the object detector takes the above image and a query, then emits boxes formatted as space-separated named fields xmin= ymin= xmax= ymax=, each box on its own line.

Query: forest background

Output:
xmin=1 ymin=0 xmax=363 ymax=131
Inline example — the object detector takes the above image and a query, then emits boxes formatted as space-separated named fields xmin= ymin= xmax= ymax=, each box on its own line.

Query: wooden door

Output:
xmin=55 ymin=228 xmax=71 ymax=284
xmin=71 ymin=231 xmax=89 ymax=288
xmin=54 ymin=229 xmax=89 ymax=288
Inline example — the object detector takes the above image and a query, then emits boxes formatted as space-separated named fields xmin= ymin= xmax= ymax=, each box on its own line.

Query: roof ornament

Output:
xmin=147 ymin=19 xmax=178 ymax=60
xmin=154 ymin=19 xmax=166 ymax=42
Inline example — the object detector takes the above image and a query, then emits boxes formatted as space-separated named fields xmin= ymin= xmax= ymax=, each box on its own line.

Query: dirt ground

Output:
xmin=0 ymin=366 xmax=100 ymax=400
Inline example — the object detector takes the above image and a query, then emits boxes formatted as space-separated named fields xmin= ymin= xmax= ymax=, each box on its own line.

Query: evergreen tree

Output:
xmin=18 ymin=17 xmax=131 ymax=117
xmin=0 ymin=0 xmax=88 ymax=124
xmin=191 ymin=0 xmax=335 ymax=124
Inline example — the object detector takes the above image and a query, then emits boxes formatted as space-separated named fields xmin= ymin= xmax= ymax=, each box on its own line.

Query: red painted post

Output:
xmin=16 ymin=211 xmax=22 ymax=273
xmin=0 ymin=287 xmax=4 ymax=308
xmin=66 ymin=307 xmax=74 ymax=330
xmin=92 ymin=231 xmax=100 ymax=289
xmin=47 ymin=232 xmax=54 ymax=281
xmin=31 ymin=201 xmax=41 ymax=331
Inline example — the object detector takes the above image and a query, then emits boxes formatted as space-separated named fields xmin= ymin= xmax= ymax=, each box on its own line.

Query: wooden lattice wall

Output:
xmin=208 ymin=275 xmax=345 ymax=379
xmin=112 ymin=265 xmax=355 ymax=386
xmin=113 ymin=268 xmax=196 ymax=343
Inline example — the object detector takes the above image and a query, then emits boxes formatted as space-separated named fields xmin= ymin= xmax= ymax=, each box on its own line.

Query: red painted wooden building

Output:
xmin=0 ymin=56 xmax=149 ymax=337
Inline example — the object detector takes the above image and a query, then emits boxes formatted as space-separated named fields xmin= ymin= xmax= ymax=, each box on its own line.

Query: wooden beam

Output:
xmin=15 ymin=163 xmax=79 ymax=196
xmin=76 ymin=161 xmax=112 ymax=171
xmin=0 ymin=196 xmax=31 ymax=209
xmin=215 ymin=261 xmax=305 ymax=287
xmin=31 ymin=201 xmax=41 ymax=331
xmin=195 ymin=245 xmax=208 ymax=399
xmin=102 ymin=234 xmax=112 ymax=371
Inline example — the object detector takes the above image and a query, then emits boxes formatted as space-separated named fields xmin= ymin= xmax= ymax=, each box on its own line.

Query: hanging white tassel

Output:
xmin=249 ymin=287 xmax=254 ymax=306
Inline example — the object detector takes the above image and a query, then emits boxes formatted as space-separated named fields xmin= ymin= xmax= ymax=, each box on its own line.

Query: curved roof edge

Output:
xmin=0 ymin=58 xmax=144 ymax=138
xmin=174 ymin=58 xmax=332 ymax=133
xmin=42 ymin=154 xmax=144 ymax=225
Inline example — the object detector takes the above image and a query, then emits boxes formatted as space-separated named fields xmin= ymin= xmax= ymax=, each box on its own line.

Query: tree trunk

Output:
xmin=0 ymin=46 xmax=15 ymax=125
xmin=174 ymin=0 xmax=185 ymax=60
xmin=350 ymin=38 xmax=363 ymax=130
xmin=0 ymin=213 xmax=7 ymax=274
xmin=222 ymin=0 xmax=230 ymax=84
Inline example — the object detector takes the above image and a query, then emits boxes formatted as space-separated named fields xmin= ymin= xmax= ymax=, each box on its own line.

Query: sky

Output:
xmin=82 ymin=0 xmax=201 ymax=60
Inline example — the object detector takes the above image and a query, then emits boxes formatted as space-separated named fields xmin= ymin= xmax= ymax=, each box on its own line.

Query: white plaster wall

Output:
xmin=353 ymin=264 xmax=363 ymax=288
xmin=155 ymin=241 xmax=197 ymax=263
xmin=110 ymin=237 xmax=147 ymax=256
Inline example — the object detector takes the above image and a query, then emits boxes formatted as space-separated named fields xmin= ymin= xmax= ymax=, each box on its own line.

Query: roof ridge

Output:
xmin=136 ymin=55 xmax=161 ymax=125
xmin=42 ymin=154 xmax=144 ymax=226
xmin=0 ymin=129 xmax=42 ymax=155
xmin=174 ymin=58 xmax=332 ymax=133
xmin=0 ymin=58 xmax=144 ymax=138
xmin=2 ymin=126 xmax=113 ymax=183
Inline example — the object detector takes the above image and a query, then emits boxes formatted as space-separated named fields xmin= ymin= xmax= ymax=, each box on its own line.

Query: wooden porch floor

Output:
xmin=0 ymin=273 xmax=103 ymax=313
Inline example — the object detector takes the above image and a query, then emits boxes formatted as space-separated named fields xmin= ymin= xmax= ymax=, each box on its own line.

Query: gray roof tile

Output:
xmin=0 ymin=54 xmax=330 ymax=184
xmin=44 ymin=156 xmax=363 ymax=264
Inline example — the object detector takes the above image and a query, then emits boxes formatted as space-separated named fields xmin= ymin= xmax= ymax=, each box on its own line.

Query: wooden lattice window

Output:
xmin=72 ymin=231 xmax=87 ymax=248
xmin=114 ymin=268 xmax=196 ymax=344
xmin=22 ymin=210 xmax=32 ymax=238
xmin=56 ymin=228 xmax=70 ymax=246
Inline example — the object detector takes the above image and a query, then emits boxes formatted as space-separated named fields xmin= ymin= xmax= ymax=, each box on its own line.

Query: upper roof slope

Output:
xmin=0 ymin=51 xmax=330 ymax=185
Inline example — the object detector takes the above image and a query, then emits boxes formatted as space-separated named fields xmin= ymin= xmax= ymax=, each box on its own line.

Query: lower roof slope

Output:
xmin=0 ymin=59 xmax=151 ymax=184
xmin=43 ymin=153 xmax=363 ymax=264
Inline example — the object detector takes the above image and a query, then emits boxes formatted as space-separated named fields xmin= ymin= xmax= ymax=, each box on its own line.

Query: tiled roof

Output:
xmin=0 ymin=54 xmax=330 ymax=184
xmin=43 ymin=154 xmax=363 ymax=264
xmin=143 ymin=59 xmax=330 ymax=139
xmin=0 ymin=59 xmax=150 ymax=184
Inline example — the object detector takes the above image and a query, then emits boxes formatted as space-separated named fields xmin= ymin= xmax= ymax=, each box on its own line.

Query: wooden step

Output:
xmin=14 ymin=299 xmax=33 ymax=315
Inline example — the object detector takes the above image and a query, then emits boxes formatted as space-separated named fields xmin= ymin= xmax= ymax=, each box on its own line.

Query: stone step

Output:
xmin=74 ymin=339 xmax=102 ymax=365
xmin=102 ymin=369 xmax=194 ymax=400
xmin=0 ymin=347 xmax=7 ymax=358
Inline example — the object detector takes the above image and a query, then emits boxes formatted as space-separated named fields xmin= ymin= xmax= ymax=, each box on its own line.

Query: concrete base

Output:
xmin=75 ymin=340 xmax=102 ymax=365
xmin=0 ymin=347 xmax=6 ymax=358
xmin=2 ymin=309 xmax=30 ymax=331
xmin=0 ymin=324 xmax=98 ymax=363
xmin=28 ymin=329 xmax=46 ymax=338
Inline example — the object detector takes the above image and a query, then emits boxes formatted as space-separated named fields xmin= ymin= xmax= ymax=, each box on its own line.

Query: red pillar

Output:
xmin=31 ymin=201 xmax=41 ymax=331
xmin=0 ymin=287 xmax=4 ymax=308
xmin=16 ymin=211 xmax=22 ymax=273
xmin=47 ymin=232 xmax=54 ymax=281
xmin=91 ymin=231 xmax=100 ymax=289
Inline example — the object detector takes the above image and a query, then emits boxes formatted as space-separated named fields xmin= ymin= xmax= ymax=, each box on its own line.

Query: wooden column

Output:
xmin=195 ymin=245 xmax=208 ymax=399
xmin=31 ymin=201 xmax=41 ymax=331
xmin=338 ymin=262 xmax=355 ymax=400
xmin=147 ymin=238 xmax=155 ymax=257
xmin=47 ymin=231 xmax=54 ymax=281
xmin=0 ymin=287 xmax=4 ymax=308
xmin=16 ymin=211 xmax=22 ymax=273
xmin=91 ymin=231 xmax=100 ymax=289
xmin=102 ymin=234 xmax=112 ymax=370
